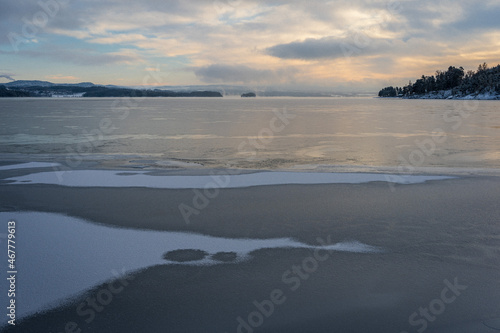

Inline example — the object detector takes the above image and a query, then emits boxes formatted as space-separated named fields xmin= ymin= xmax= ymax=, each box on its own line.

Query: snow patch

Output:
xmin=5 ymin=170 xmax=454 ymax=188
xmin=0 ymin=162 xmax=60 ymax=171
xmin=0 ymin=212 xmax=383 ymax=319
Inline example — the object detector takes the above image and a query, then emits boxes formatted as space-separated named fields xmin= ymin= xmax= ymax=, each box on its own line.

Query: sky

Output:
xmin=0 ymin=0 xmax=499 ymax=92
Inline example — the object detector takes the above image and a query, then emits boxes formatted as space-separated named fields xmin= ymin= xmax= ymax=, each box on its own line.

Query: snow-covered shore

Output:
xmin=403 ymin=89 xmax=500 ymax=100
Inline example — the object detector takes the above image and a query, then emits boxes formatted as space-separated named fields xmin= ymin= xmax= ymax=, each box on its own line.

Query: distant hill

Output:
xmin=0 ymin=80 xmax=369 ymax=98
xmin=64 ymin=82 xmax=95 ymax=88
xmin=5 ymin=80 xmax=95 ymax=88
xmin=0 ymin=81 xmax=222 ymax=98
xmin=5 ymin=80 xmax=55 ymax=88
xmin=81 ymin=87 xmax=222 ymax=97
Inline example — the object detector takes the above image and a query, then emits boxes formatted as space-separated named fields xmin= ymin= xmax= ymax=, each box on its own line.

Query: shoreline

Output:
xmin=380 ymin=90 xmax=500 ymax=100
xmin=2 ymin=156 xmax=500 ymax=177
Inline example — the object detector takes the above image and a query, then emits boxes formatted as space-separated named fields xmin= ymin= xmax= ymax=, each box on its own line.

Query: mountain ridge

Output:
xmin=5 ymin=80 xmax=96 ymax=88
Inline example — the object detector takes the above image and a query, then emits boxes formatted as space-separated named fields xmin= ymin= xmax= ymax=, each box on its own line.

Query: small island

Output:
xmin=379 ymin=63 xmax=500 ymax=100
xmin=241 ymin=92 xmax=256 ymax=98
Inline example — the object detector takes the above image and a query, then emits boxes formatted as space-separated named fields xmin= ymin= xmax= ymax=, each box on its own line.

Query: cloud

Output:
xmin=444 ymin=2 xmax=500 ymax=32
xmin=45 ymin=74 xmax=79 ymax=81
xmin=88 ymin=33 xmax=149 ymax=45
xmin=18 ymin=45 xmax=141 ymax=66
xmin=0 ymin=0 xmax=76 ymax=46
xmin=266 ymin=36 xmax=392 ymax=60
xmin=0 ymin=74 xmax=15 ymax=81
xmin=1 ymin=0 xmax=499 ymax=89
xmin=193 ymin=64 xmax=297 ymax=84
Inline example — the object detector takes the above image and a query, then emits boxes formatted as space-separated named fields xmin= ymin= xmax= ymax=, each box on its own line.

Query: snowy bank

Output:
xmin=402 ymin=89 xmax=500 ymax=100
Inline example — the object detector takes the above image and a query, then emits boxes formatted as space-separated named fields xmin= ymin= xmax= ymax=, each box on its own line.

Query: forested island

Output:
xmin=0 ymin=85 xmax=30 ymax=97
xmin=0 ymin=81 xmax=223 ymax=98
xmin=81 ymin=87 xmax=222 ymax=98
xmin=379 ymin=63 xmax=500 ymax=99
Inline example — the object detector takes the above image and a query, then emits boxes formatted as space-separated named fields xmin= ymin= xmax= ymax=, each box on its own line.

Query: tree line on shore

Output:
xmin=379 ymin=63 xmax=500 ymax=97
xmin=0 ymin=85 xmax=30 ymax=97
xmin=0 ymin=84 xmax=223 ymax=98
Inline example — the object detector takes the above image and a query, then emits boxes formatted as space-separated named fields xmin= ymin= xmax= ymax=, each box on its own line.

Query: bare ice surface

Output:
xmin=0 ymin=212 xmax=383 ymax=319
xmin=1 ymin=98 xmax=500 ymax=170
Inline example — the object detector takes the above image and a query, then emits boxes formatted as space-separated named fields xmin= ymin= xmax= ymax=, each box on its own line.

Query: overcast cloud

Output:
xmin=0 ymin=0 xmax=499 ymax=91
xmin=193 ymin=64 xmax=298 ymax=84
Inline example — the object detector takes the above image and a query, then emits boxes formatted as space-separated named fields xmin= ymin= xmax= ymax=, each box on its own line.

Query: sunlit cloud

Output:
xmin=45 ymin=74 xmax=79 ymax=81
xmin=88 ymin=33 xmax=149 ymax=45
xmin=0 ymin=0 xmax=498 ymax=90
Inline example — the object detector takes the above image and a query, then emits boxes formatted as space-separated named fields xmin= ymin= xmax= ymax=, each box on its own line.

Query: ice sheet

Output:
xmin=0 ymin=212 xmax=383 ymax=319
